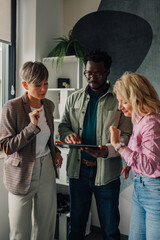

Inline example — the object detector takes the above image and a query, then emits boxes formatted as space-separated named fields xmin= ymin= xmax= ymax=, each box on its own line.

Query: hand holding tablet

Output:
xmin=55 ymin=142 xmax=100 ymax=149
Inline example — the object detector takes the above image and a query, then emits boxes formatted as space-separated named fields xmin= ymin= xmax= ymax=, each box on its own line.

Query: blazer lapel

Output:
xmin=21 ymin=92 xmax=31 ymax=123
xmin=43 ymin=99 xmax=52 ymax=130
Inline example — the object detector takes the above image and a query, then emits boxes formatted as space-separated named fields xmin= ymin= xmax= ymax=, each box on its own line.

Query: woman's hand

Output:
xmin=121 ymin=164 xmax=131 ymax=179
xmin=65 ymin=133 xmax=81 ymax=144
xmin=55 ymin=152 xmax=63 ymax=168
xmin=109 ymin=126 xmax=121 ymax=148
xmin=29 ymin=109 xmax=42 ymax=126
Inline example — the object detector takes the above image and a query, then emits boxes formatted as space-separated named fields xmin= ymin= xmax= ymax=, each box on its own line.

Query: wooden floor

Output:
xmin=55 ymin=224 xmax=128 ymax=240
xmin=86 ymin=227 xmax=128 ymax=240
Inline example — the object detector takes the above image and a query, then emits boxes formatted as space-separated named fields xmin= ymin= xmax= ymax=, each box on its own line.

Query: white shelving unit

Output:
xmin=42 ymin=56 xmax=82 ymax=185
xmin=47 ymin=88 xmax=75 ymax=121
xmin=43 ymin=55 xmax=82 ymax=122
xmin=42 ymin=56 xmax=91 ymax=240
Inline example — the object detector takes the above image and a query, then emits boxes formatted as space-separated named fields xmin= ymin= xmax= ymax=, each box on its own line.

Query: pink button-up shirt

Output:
xmin=121 ymin=114 xmax=160 ymax=177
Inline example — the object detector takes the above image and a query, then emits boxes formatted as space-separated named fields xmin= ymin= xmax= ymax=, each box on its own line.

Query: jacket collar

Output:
xmin=43 ymin=99 xmax=52 ymax=127
xmin=84 ymin=81 xmax=114 ymax=97
xmin=21 ymin=92 xmax=31 ymax=123
xmin=134 ymin=115 xmax=144 ymax=124
xmin=21 ymin=92 xmax=45 ymax=105
xmin=21 ymin=92 xmax=30 ymax=104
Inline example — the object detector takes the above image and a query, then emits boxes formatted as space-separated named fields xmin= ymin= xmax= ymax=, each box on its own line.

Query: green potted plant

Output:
xmin=47 ymin=30 xmax=87 ymax=70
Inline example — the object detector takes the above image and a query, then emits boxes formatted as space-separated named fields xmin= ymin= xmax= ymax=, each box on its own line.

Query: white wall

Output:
xmin=0 ymin=43 xmax=2 ymax=117
xmin=16 ymin=0 xmax=63 ymax=96
xmin=36 ymin=0 xmax=63 ymax=61
xmin=16 ymin=0 xmax=36 ymax=96
xmin=63 ymin=0 xmax=101 ymax=36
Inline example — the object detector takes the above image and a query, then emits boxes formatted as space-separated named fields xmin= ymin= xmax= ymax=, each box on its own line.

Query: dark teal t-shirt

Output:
xmin=81 ymin=87 xmax=108 ymax=161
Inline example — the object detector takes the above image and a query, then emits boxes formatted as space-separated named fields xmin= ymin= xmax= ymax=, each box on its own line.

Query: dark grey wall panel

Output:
xmin=72 ymin=11 xmax=152 ymax=83
xmin=72 ymin=0 xmax=160 ymax=91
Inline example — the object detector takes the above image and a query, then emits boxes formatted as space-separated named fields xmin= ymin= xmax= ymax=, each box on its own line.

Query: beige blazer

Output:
xmin=0 ymin=93 xmax=58 ymax=195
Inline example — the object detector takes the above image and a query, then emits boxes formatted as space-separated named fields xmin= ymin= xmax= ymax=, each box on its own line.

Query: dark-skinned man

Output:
xmin=58 ymin=49 xmax=132 ymax=240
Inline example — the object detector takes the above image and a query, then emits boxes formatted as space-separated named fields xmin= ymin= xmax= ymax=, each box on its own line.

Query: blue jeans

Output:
xmin=129 ymin=175 xmax=160 ymax=240
xmin=68 ymin=163 xmax=120 ymax=240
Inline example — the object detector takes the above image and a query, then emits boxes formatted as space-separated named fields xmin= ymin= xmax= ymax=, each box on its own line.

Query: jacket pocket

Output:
xmin=102 ymin=110 xmax=121 ymax=127
xmin=5 ymin=157 xmax=21 ymax=167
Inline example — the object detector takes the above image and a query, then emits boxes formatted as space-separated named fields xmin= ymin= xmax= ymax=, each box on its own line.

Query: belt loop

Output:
xmin=140 ymin=176 xmax=142 ymax=183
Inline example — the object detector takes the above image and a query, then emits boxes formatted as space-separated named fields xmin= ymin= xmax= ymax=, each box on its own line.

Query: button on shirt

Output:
xmin=121 ymin=114 xmax=160 ymax=177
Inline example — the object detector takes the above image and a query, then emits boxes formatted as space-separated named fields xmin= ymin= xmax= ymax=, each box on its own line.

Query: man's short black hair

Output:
xmin=83 ymin=49 xmax=112 ymax=71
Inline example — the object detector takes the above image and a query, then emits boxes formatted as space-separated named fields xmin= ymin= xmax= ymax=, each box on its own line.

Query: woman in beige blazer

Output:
xmin=0 ymin=61 xmax=63 ymax=240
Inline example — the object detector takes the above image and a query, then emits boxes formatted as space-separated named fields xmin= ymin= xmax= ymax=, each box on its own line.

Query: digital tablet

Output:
xmin=55 ymin=143 xmax=100 ymax=149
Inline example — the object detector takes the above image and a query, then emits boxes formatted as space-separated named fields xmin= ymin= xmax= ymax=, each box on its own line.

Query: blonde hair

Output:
xmin=19 ymin=61 xmax=48 ymax=84
xmin=114 ymin=72 xmax=160 ymax=118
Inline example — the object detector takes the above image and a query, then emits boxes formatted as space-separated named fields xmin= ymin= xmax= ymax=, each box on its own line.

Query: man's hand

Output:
xmin=81 ymin=145 xmax=108 ymax=158
xmin=121 ymin=164 xmax=131 ymax=179
xmin=55 ymin=152 xmax=63 ymax=168
xmin=65 ymin=133 xmax=81 ymax=144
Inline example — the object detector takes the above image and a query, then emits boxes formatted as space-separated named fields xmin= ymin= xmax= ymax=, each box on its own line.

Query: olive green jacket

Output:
xmin=58 ymin=83 xmax=132 ymax=186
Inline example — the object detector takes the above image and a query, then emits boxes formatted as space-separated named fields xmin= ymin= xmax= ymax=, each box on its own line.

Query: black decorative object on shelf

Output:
xmin=57 ymin=78 xmax=70 ymax=88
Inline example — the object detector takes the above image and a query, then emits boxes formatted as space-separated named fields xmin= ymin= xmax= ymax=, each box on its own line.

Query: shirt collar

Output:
xmin=85 ymin=80 xmax=114 ymax=97
xmin=134 ymin=115 xmax=144 ymax=124
xmin=21 ymin=91 xmax=44 ymax=105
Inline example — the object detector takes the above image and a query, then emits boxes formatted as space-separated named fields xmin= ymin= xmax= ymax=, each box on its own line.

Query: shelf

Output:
xmin=43 ymin=55 xmax=78 ymax=62
xmin=42 ymin=55 xmax=82 ymax=89
xmin=54 ymin=118 xmax=61 ymax=122
xmin=42 ymin=56 xmax=82 ymax=190
xmin=56 ymin=178 xmax=69 ymax=186
xmin=48 ymin=88 xmax=75 ymax=91
xmin=56 ymin=147 xmax=69 ymax=154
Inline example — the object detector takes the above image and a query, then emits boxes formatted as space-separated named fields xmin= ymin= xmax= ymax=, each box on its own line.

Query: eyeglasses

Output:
xmin=84 ymin=71 xmax=107 ymax=79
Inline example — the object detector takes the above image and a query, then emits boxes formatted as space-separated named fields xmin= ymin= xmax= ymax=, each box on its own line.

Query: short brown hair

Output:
xmin=19 ymin=61 xmax=48 ymax=84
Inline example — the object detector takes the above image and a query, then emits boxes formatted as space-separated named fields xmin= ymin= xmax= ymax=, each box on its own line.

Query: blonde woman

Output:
xmin=0 ymin=61 xmax=63 ymax=240
xmin=110 ymin=72 xmax=160 ymax=240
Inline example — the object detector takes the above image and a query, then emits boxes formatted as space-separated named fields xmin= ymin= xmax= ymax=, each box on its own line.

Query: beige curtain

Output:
xmin=0 ymin=0 xmax=11 ymax=44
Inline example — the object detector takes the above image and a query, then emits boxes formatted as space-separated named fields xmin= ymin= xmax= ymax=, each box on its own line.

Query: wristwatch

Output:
xmin=115 ymin=142 xmax=125 ymax=152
